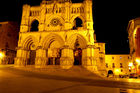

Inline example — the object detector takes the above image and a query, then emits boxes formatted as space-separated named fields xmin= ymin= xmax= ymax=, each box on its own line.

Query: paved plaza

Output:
xmin=0 ymin=65 xmax=140 ymax=93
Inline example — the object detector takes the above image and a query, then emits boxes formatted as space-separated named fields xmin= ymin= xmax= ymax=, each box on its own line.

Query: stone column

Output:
xmin=35 ymin=46 xmax=48 ymax=68
xmin=82 ymin=45 xmax=98 ymax=72
xmin=14 ymin=47 xmax=29 ymax=67
xmin=60 ymin=45 xmax=74 ymax=69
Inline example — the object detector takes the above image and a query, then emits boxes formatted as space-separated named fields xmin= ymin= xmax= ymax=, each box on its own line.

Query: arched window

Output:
xmin=30 ymin=20 xmax=39 ymax=32
xmin=73 ymin=17 xmax=83 ymax=30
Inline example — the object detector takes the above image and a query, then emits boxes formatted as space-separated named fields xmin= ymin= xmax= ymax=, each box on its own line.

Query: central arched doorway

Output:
xmin=74 ymin=38 xmax=82 ymax=65
xmin=47 ymin=41 xmax=61 ymax=65
xmin=74 ymin=48 xmax=82 ymax=65
xmin=28 ymin=43 xmax=36 ymax=65
xmin=28 ymin=50 xmax=36 ymax=65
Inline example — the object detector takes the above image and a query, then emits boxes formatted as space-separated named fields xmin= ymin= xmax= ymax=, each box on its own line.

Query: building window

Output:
xmin=120 ymin=63 xmax=123 ymax=68
xmin=120 ymin=56 xmax=122 ymax=59
xmin=128 ymin=56 xmax=129 ymax=59
xmin=112 ymin=57 xmax=114 ymax=59
xmin=7 ymin=32 xmax=11 ymax=37
xmin=112 ymin=63 xmax=115 ymax=68
xmin=121 ymin=69 xmax=123 ymax=72
xmin=106 ymin=63 xmax=108 ymax=68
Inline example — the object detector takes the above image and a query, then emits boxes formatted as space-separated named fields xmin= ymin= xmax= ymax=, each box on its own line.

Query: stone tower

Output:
xmin=15 ymin=0 xmax=98 ymax=72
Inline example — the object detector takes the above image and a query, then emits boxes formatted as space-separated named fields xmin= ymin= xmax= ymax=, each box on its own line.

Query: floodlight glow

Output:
xmin=128 ymin=62 xmax=133 ymax=67
xmin=0 ymin=52 xmax=4 ymax=58
xmin=136 ymin=58 xmax=140 ymax=65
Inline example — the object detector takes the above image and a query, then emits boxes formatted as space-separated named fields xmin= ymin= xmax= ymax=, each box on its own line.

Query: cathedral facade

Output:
xmin=15 ymin=0 xmax=106 ymax=74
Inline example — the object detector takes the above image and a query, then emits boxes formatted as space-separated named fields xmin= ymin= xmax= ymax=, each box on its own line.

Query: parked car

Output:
xmin=119 ymin=75 xmax=129 ymax=78
xmin=129 ymin=73 xmax=138 ymax=78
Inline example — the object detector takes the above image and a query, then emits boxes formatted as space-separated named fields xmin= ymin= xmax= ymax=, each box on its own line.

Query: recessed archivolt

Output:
xmin=41 ymin=33 xmax=64 ymax=49
xmin=67 ymin=34 xmax=87 ymax=49
xmin=22 ymin=36 xmax=38 ymax=50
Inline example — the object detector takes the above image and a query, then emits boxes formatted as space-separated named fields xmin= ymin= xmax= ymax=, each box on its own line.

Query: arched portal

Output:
xmin=48 ymin=41 xmax=61 ymax=65
xmin=108 ymin=70 xmax=113 ymax=74
xmin=22 ymin=36 xmax=37 ymax=65
xmin=42 ymin=34 xmax=64 ymax=65
xmin=74 ymin=39 xmax=82 ymax=65
xmin=68 ymin=34 xmax=87 ymax=66
xmin=30 ymin=20 xmax=39 ymax=32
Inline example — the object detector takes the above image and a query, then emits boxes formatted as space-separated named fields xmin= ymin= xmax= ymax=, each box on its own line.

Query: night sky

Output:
xmin=0 ymin=0 xmax=139 ymax=54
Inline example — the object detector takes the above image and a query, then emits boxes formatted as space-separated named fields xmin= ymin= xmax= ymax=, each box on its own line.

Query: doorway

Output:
xmin=28 ymin=50 xmax=36 ymax=65
xmin=74 ymin=48 xmax=82 ymax=65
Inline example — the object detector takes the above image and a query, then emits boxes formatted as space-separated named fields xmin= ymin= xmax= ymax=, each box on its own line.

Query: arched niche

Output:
xmin=30 ymin=20 xmax=39 ymax=32
xmin=73 ymin=17 xmax=83 ymax=30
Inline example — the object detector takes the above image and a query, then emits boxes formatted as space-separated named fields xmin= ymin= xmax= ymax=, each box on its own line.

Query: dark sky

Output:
xmin=0 ymin=0 xmax=139 ymax=54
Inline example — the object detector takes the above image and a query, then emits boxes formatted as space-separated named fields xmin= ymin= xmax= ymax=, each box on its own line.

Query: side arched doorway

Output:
xmin=107 ymin=70 xmax=114 ymax=77
xmin=68 ymin=34 xmax=87 ymax=66
xmin=23 ymin=37 xmax=37 ymax=65
xmin=108 ymin=70 xmax=113 ymax=74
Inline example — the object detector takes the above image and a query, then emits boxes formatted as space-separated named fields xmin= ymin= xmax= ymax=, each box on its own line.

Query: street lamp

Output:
xmin=114 ymin=68 xmax=120 ymax=76
xmin=128 ymin=62 xmax=133 ymax=67
xmin=0 ymin=52 xmax=4 ymax=59
xmin=135 ymin=58 xmax=140 ymax=74
xmin=136 ymin=58 xmax=140 ymax=65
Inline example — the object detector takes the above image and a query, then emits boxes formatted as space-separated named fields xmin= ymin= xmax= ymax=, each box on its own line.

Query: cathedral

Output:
xmin=14 ymin=0 xmax=107 ymax=75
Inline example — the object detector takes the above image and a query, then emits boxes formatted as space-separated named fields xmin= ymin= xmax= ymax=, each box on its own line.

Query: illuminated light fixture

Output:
xmin=114 ymin=68 xmax=120 ymax=75
xmin=128 ymin=62 xmax=133 ymax=67
xmin=136 ymin=58 xmax=140 ymax=65
xmin=0 ymin=52 xmax=4 ymax=59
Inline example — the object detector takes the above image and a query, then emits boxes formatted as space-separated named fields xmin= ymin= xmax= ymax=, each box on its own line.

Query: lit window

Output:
xmin=106 ymin=63 xmax=108 ymax=68
xmin=112 ymin=63 xmax=115 ymax=68
xmin=120 ymin=63 xmax=123 ymax=68
xmin=112 ymin=57 xmax=114 ymax=59
xmin=128 ymin=56 xmax=129 ymax=59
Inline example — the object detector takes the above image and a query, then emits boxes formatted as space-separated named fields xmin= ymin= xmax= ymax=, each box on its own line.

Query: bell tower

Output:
xmin=84 ymin=0 xmax=93 ymax=30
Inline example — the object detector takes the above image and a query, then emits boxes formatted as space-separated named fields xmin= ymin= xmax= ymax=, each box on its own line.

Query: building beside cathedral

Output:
xmin=0 ymin=22 xmax=19 ymax=64
xmin=128 ymin=18 xmax=140 ymax=74
xmin=105 ymin=54 xmax=131 ymax=76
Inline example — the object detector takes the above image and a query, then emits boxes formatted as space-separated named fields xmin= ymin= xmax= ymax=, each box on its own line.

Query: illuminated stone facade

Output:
xmin=128 ymin=18 xmax=140 ymax=74
xmin=105 ymin=55 xmax=132 ymax=76
xmin=0 ymin=22 xmax=19 ymax=64
xmin=15 ymin=0 xmax=107 ymax=74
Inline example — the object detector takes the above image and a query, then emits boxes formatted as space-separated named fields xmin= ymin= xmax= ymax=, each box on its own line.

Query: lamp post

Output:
xmin=128 ymin=62 xmax=133 ymax=73
xmin=0 ymin=52 xmax=5 ymax=64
